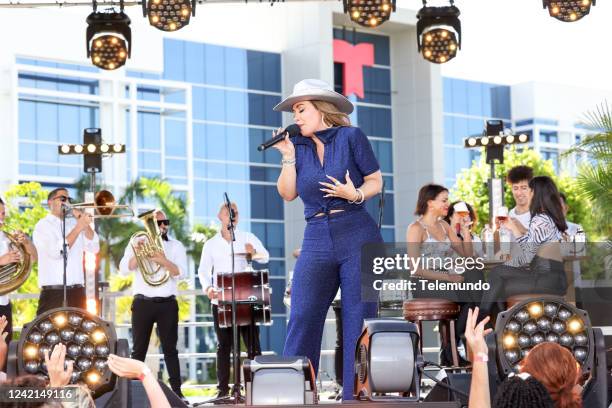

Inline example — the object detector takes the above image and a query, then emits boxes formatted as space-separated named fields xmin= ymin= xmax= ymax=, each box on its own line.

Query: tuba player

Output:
xmin=119 ymin=210 xmax=187 ymax=400
xmin=0 ymin=196 xmax=37 ymax=369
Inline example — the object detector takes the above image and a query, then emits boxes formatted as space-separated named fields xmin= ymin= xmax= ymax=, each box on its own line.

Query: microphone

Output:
xmin=257 ymin=124 xmax=301 ymax=151
xmin=224 ymin=192 xmax=234 ymax=222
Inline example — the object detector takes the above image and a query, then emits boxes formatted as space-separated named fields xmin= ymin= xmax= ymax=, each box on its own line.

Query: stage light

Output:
xmin=343 ymin=0 xmax=396 ymax=27
xmin=467 ymin=137 xmax=477 ymax=147
xmin=60 ymin=144 xmax=71 ymax=154
xmin=543 ymin=0 xmax=595 ymax=22
xmin=143 ymin=0 xmax=195 ymax=31
xmin=17 ymin=307 xmax=117 ymax=398
xmin=100 ymin=144 xmax=110 ymax=153
xmin=495 ymin=299 xmax=595 ymax=376
xmin=74 ymin=145 xmax=84 ymax=154
xmin=416 ymin=1 xmax=461 ymax=64
xmin=87 ymin=144 xmax=97 ymax=153
xmin=518 ymin=133 xmax=529 ymax=143
xmin=113 ymin=144 xmax=125 ymax=153
xmin=481 ymin=136 xmax=489 ymax=145
xmin=58 ymin=143 xmax=125 ymax=156
xmin=493 ymin=135 xmax=503 ymax=145
xmin=86 ymin=8 xmax=131 ymax=70
xmin=505 ymin=135 xmax=515 ymax=144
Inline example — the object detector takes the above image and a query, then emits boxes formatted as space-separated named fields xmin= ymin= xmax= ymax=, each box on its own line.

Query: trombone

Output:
xmin=67 ymin=190 xmax=134 ymax=219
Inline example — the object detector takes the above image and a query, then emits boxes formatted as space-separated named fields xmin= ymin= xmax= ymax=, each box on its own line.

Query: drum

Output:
xmin=216 ymin=269 xmax=272 ymax=327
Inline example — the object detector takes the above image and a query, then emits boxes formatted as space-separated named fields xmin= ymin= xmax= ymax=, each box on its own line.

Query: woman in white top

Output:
xmin=406 ymin=184 xmax=475 ymax=365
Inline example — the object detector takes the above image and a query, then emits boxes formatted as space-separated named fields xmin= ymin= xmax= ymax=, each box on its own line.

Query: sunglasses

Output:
xmin=157 ymin=220 xmax=170 ymax=226
xmin=54 ymin=196 xmax=73 ymax=203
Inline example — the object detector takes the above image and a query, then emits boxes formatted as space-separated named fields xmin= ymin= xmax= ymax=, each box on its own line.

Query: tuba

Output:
xmin=0 ymin=231 xmax=32 ymax=296
xmin=129 ymin=210 xmax=170 ymax=286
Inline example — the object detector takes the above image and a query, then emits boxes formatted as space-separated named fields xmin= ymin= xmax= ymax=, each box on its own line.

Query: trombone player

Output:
xmin=119 ymin=210 xmax=187 ymax=400
xmin=33 ymin=188 xmax=99 ymax=315
xmin=0 ymin=196 xmax=37 ymax=366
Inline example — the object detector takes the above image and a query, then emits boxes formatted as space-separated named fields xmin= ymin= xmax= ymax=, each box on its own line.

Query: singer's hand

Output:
xmin=318 ymin=170 xmax=358 ymax=201
xmin=271 ymin=128 xmax=295 ymax=160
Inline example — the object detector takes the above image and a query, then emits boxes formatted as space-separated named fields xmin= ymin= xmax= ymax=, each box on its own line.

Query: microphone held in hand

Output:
xmin=257 ymin=124 xmax=301 ymax=151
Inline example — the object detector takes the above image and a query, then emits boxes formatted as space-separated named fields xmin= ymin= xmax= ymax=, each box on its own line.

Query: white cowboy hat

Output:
xmin=273 ymin=79 xmax=354 ymax=114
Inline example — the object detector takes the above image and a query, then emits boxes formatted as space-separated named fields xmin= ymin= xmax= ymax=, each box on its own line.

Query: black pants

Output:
xmin=0 ymin=302 xmax=12 ymax=372
xmin=212 ymin=304 xmax=262 ymax=393
xmin=480 ymin=257 xmax=567 ymax=318
xmin=36 ymin=286 xmax=86 ymax=316
xmin=332 ymin=302 xmax=343 ymax=387
xmin=131 ymin=296 xmax=182 ymax=395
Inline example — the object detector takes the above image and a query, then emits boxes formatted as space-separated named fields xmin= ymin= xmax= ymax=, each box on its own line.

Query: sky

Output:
xmin=398 ymin=0 xmax=612 ymax=91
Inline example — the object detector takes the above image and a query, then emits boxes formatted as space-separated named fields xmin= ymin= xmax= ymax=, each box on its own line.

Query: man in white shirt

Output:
xmin=33 ymin=188 xmax=99 ymax=315
xmin=198 ymin=202 xmax=269 ymax=398
xmin=507 ymin=165 xmax=533 ymax=230
xmin=0 ymin=197 xmax=38 ymax=370
xmin=119 ymin=210 xmax=188 ymax=399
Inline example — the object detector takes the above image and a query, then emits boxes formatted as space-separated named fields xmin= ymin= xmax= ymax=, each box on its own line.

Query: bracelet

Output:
xmin=474 ymin=351 xmax=489 ymax=363
xmin=354 ymin=188 xmax=365 ymax=204
xmin=138 ymin=365 xmax=151 ymax=381
xmin=281 ymin=157 xmax=296 ymax=166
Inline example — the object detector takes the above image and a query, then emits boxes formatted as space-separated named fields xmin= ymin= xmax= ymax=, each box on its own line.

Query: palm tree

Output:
xmin=565 ymin=102 xmax=612 ymax=239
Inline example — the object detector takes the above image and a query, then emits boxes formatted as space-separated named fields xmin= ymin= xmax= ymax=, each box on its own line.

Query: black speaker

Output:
xmin=84 ymin=128 xmax=102 ymax=173
xmin=95 ymin=379 xmax=187 ymax=408
xmin=423 ymin=372 xmax=471 ymax=407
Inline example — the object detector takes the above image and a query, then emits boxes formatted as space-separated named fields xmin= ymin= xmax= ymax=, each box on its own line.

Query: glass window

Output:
xmin=225 ymin=91 xmax=247 ymax=124
xmin=193 ymin=123 xmax=206 ymax=159
xmin=36 ymin=102 xmax=59 ymax=142
xmin=450 ymin=79 xmax=468 ymax=115
xmin=185 ymin=41 xmax=205 ymax=84
xmin=225 ymin=48 xmax=247 ymax=88
xmin=166 ymin=159 xmax=187 ymax=177
xmin=355 ymin=106 xmax=391 ymax=138
xmin=247 ymin=51 xmax=281 ymax=92
xmin=205 ymin=88 xmax=226 ymax=122
xmin=467 ymin=81 xmax=484 ymax=117
xmin=359 ymin=67 xmax=391 ymax=105
xmin=252 ymin=222 xmax=285 ymax=258
xmin=225 ymin=126 xmax=248 ymax=162
xmin=58 ymin=105 xmax=81 ymax=144
xmin=165 ymin=120 xmax=186 ymax=156
xmin=205 ymin=44 xmax=225 ymax=86
xmin=248 ymin=128 xmax=277 ymax=165
xmin=540 ymin=130 xmax=558 ymax=143
xmin=365 ymin=192 xmax=394 ymax=225
xmin=19 ymin=100 xmax=36 ymax=139
xmin=163 ymin=39 xmax=185 ymax=81
xmin=250 ymin=185 xmax=284 ymax=220
xmin=19 ymin=142 xmax=35 ymax=161
xmin=138 ymin=152 xmax=161 ymax=171
xmin=491 ymin=85 xmax=511 ymax=120
xmin=204 ymin=124 xmax=226 ymax=160
xmin=443 ymin=78 xmax=453 ymax=113
xmin=138 ymin=112 xmax=161 ymax=150
xmin=370 ymin=140 xmax=393 ymax=173
xmin=247 ymin=94 xmax=281 ymax=127
xmin=333 ymin=29 xmax=390 ymax=66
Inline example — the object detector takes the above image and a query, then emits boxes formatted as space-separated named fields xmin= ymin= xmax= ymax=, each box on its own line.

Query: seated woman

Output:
xmin=480 ymin=176 xmax=567 ymax=317
xmin=406 ymin=184 xmax=476 ymax=365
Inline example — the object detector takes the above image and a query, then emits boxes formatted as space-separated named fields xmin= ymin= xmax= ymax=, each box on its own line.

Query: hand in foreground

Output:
xmin=45 ymin=343 xmax=73 ymax=388
xmin=107 ymin=354 xmax=147 ymax=379
xmin=464 ymin=307 xmax=493 ymax=361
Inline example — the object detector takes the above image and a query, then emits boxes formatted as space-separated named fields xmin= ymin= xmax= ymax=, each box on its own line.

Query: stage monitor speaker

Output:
xmin=354 ymin=318 xmax=420 ymax=402
xmin=95 ymin=378 xmax=187 ymax=408
xmin=243 ymin=355 xmax=317 ymax=405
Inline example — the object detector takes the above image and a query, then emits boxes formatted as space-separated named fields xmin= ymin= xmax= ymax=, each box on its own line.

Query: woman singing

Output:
xmin=272 ymin=79 xmax=383 ymax=400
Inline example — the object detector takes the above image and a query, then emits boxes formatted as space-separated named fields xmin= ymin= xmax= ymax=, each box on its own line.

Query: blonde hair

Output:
xmin=311 ymin=100 xmax=351 ymax=127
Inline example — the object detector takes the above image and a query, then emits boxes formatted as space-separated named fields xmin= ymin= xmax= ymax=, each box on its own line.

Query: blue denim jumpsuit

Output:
xmin=283 ymin=126 xmax=382 ymax=400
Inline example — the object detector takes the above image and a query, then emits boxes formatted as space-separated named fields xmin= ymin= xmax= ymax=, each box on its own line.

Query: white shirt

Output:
xmin=119 ymin=236 xmax=188 ymax=297
xmin=33 ymin=214 xmax=100 ymax=288
xmin=0 ymin=231 xmax=11 ymax=305
xmin=197 ymin=229 xmax=269 ymax=305
xmin=566 ymin=221 xmax=583 ymax=237
xmin=509 ymin=207 xmax=531 ymax=229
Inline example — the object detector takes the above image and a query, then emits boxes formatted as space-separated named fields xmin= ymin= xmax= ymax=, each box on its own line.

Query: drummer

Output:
xmin=197 ymin=201 xmax=270 ymax=399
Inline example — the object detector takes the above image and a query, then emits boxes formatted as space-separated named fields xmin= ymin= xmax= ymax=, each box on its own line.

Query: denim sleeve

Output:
xmin=348 ymin=126 xmax=380 ymax=176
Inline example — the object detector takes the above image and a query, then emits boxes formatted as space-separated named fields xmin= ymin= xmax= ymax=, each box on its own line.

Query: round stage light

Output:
xmin=467 ymin=137 xmax=477 ymax=147
xmin=60 ymin=145 xmax=71 ymax=154
xmin=89 ymin=34 xmax=129 ymax=71
xmin=496 ymin=298 xmax=595 ymax=375
xmin=345 ymin=0 xmax=395 ymax=28
xmin=544 ymin=0 xmax=594 ymax=22
xmin=146 ymin=0 xmax=193 ymax=32
xmin=420 ymin=28 xmax=459 ymax=64
xmin=17 ymin=307 xmax=117 ymax=398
